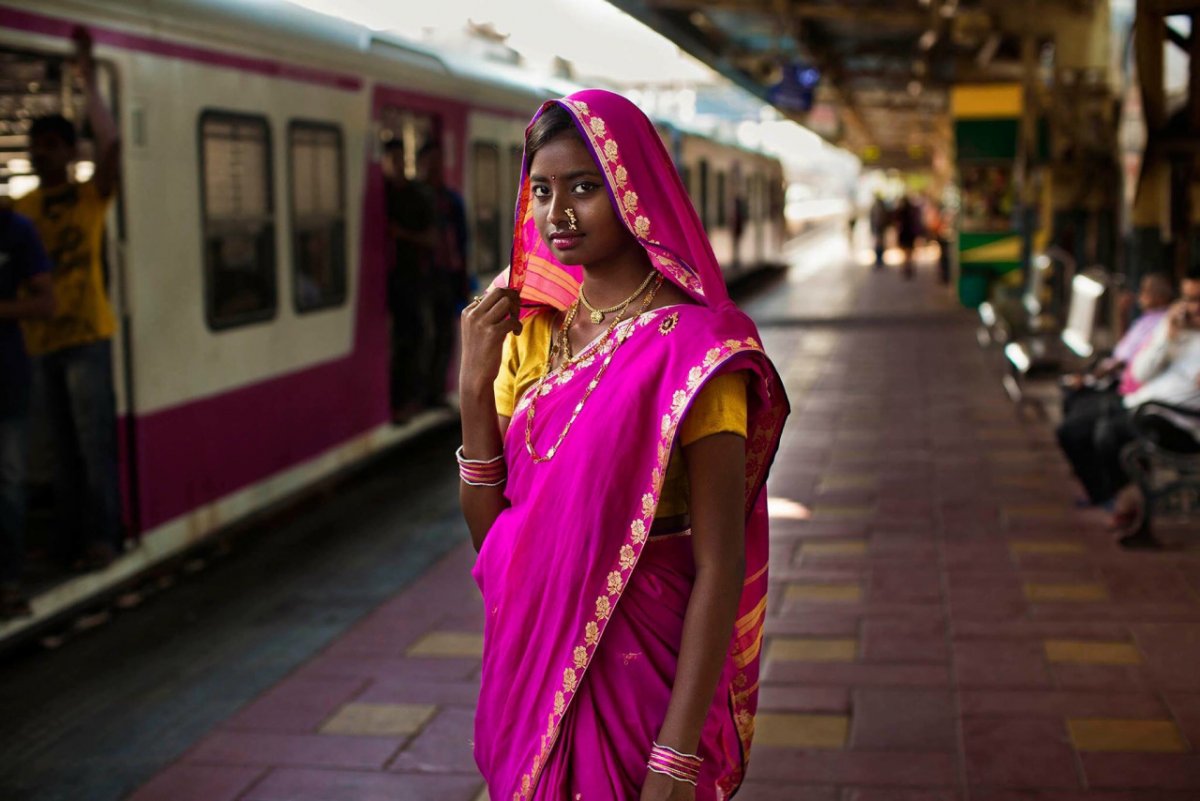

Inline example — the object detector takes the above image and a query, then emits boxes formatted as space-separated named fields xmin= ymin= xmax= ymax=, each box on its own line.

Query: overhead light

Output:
xmin=918 ymin=29 xmax=938 ymax=51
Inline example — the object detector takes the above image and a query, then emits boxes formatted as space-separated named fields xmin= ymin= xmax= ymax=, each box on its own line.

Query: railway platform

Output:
xmin=5 ymin=235 xmax=1200 ymax=800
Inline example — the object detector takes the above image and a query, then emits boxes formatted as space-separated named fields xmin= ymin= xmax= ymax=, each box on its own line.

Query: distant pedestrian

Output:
xmin=897 ymin=194 xmax=922 ymax=279
xmin=16 ymin=26 xmax=123 ymax=571
xmin=869 ymin=194 xmax=888 ymax=268
xmin=0 ymin=205 xmax=55 ymax=617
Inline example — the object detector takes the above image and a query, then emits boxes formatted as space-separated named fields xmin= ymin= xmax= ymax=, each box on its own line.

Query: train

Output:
xmin=0 ymin=0 xmax=795 ymax=637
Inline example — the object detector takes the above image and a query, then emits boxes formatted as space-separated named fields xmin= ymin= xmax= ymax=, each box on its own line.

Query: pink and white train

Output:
xmin=0 ymin=0 xmax=790 ymax=638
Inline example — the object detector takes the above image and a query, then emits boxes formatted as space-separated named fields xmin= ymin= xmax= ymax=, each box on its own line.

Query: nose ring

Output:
xmin=565 ymin=208 xmax=577 ymax=231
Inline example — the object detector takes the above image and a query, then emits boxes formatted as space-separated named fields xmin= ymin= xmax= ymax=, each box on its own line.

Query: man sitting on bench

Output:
xmin=1060 ymin=272 xmax=1173 ymax=418
xmin=1057 ymin=269 xmax=1200 ymax=520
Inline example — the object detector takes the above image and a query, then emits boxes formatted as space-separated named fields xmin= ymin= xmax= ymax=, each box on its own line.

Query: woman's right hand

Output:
xmin=460 ymin=288 xmax=522 ymax=396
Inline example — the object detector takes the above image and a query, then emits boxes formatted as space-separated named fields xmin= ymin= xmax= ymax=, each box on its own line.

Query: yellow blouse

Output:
xmin=494 ymin=310 xmax=747 ymax=518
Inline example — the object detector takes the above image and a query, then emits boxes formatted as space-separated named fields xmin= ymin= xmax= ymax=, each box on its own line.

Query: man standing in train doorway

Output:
xmin=17 ymin=26 xmax=123 ymax=572
xmin=416 ymin=139 xmax=468 ymax=408
xmin=383 ymin=138 xmax=435 ymax=425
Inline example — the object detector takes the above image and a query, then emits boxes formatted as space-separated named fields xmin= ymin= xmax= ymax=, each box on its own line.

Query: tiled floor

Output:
xmin=125 ymin=237 xmax=1200 ymax=799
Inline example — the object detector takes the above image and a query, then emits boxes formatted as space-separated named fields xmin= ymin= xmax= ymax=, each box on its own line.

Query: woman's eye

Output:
xmin=572 ymin=182 xmax=598 ymax=195
xmin=531 ymin=184 xmax=550 ymax=198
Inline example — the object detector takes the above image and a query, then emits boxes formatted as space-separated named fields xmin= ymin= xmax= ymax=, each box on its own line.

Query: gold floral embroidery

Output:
xmin=585 ymin=621 xmax=600 ymax=646
xmin=554 ymin=691 xmax=565 ymax=715
xmin=573 ymin=646 xmax=588 ymax=668
xmin=659 ymin=313 xmax=679 ymax=335
xmin=687 ymin=366 xmax=703 ymax=390
xmin=615 ymin=165 xmax=628 ymax=186
xmin=607 ymin=571 xmax=623 ymax=594
xmin=590 ymin=117 xmax=607 ymax=136
xmin=604 ymin=139 xmax=619 ymax=162
xmin=631 ymin=518 xmax=648 ymax=542
xmin=671 ymin=390 xmax=688 ymax=416
xmin=623 ymin=191 xmax=639 ymax=214
xmin=619 ymin=544 xmax=636 ymax=570
xmin=595 ymin=595 xmax=611 ymax=619
xmin=705 ymin=347 xmax=723 ymax=366
xmin=635 ymin=216 xmax=651 ymax=238
xmin=641 ymin=494 xmax=655 ymax=517
xmin=563 ymin=667 xmax=578 ymax=693
xmin=569 ymin=100 xmax=590 ymax=115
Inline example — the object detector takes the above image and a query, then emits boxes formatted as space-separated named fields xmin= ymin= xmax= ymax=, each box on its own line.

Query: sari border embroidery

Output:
xmin=513 ymin=329 xmax=781 ymax=800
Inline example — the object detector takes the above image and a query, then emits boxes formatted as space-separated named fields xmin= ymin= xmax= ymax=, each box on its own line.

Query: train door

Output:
xmin=0 ymin=45 xmax=139 ymax=560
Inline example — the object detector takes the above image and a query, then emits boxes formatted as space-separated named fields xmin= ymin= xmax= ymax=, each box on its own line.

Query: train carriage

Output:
xmin=0 ymin=0 xmax=788 ymax=637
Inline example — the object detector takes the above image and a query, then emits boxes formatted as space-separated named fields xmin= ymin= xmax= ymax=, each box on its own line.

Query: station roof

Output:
xmin=607 ymin=0 xmax=1109 ymax=170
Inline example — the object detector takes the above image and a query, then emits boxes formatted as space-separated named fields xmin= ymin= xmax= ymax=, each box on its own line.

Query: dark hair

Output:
xmin=29 ymin=114 xmax=77 ymax=147
xmin=1185 ymin=267 xmax=1200 ymax=283
xmin=1140 ymin=271 xmax=1175 ymax=297
xmin=417 ymin=138 xmax=441 ymax=159
xmin=383 ymin=138 xmax=404 ymax=155
xmin=524 ymin=102 xmax=579 ymax=170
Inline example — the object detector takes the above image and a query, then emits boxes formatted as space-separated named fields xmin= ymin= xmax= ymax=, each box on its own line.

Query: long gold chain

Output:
xmin=525 ymin=274 xmax=664 ymax=463
xmin=579 ymin=270 xmax=657 ymax=324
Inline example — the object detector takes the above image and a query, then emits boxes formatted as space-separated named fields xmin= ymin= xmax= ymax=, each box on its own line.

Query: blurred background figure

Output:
xmin=896 ymin=194 xmax=923 ymax=279
xmin=869 ymin=193 xmax=889 ymax=269
xmin=417 ymin=139 xmax=469 ymax=408
xmin=16 ymin=27 xmax=123 ymax=573
xmin=0 ymin=203 xmax=55 ymax=619
xmin=383 ymin=138 xmax=435 ymax=425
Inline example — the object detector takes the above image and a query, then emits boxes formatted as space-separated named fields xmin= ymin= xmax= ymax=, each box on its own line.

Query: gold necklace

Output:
xmin=579 ymin=270 xmax=658 ymax=324
xmin=525 ymin=274 xmax=664 ymax=463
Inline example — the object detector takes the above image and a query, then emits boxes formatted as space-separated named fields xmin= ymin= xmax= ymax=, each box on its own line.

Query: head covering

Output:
xmin=508 ymin=89 xmax=732 ymax=314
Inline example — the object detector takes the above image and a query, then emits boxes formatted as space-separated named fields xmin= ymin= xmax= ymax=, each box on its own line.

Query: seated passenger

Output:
xmin=1057 ymin=269 xmax=1200 ymax=527
xmin=1059 ymin=272 xmax=1173 ymax=418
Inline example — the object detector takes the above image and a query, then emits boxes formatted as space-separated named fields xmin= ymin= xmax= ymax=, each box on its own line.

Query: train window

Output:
xmin=716 ymin=170 xmax=728 ymax=228
xmin=289 ymin=121 xmax=346 ymax=313
xmin=697 ymin=159 xmax=710 ymax=231
xmin=472 ymin=141 xmax=501 ymax=275
xmin=199 ymin=111 xmax=276 ymax=329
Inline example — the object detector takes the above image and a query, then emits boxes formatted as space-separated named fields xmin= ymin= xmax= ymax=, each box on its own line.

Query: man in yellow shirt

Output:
xmin=15 ymin=27 xmax=122 ymax=571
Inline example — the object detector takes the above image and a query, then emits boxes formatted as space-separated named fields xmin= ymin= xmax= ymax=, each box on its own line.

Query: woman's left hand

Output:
xmin=639 ymin=772 xmax=695 ymax=801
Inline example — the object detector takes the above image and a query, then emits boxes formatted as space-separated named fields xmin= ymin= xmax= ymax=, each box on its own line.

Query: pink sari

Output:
xmin=473 ymin=90 xmax=788 ymax=800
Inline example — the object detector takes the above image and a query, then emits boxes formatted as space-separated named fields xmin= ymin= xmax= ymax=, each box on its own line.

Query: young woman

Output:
xmin=458 ymin=89 xmax=788 ymax=800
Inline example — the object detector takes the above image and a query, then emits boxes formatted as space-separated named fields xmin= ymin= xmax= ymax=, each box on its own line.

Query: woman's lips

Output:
xmin=550 ymin=234 xmax=583 ymax=250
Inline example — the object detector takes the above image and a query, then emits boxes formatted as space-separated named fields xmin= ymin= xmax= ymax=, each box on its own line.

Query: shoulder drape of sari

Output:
xmin=473 ymin=89 xmax=789 ymax=800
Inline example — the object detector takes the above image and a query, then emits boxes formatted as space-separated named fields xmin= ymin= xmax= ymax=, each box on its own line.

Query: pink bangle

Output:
xmin=456 ymin=446 xmax=506 ymax=487
xmin=647 ymin=743 xmax=702 ymax=786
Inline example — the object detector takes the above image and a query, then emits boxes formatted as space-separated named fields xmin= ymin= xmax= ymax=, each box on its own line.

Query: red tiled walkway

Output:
xmin=128 ymin=246 xmax=1200 ymax=800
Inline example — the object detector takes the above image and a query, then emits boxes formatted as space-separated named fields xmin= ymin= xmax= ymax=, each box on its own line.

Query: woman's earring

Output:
xmin=565 ymin=208 xmax=578 ymax=231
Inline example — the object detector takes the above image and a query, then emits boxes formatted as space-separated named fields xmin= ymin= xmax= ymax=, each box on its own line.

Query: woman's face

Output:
xmin=528 ymin=132 xmax=641 ymax=268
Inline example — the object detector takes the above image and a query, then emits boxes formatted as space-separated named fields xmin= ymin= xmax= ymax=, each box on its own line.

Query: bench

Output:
xmin=1120 ymin=401 xmax=1200 ymax=544
xmin=999 ymin=269 xmax=1113 ymax=417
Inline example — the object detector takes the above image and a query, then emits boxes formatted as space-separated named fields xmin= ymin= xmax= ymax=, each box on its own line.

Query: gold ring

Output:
xmin=470 ymin=294 xmax=485 ymax=305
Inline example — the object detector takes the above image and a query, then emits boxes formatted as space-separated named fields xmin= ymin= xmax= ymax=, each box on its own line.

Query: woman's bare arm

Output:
xmin=459 ymin=290 xmax=520 ymax=550
xmin=649 ymin=431 xmax=746 ymax=763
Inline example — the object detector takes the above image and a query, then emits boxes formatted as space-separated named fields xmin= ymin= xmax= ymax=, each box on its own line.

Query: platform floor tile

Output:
xmin=1044 ymin=640 xmax=1142 ymax=665
xmin=405 ymin=631 xmax=484 ymax=658
xmin=753 ymin=713 xmax=850 ymax=749
xmin=785 ymin=582 xmax=864 ymax=602
xmin=767 ymin=637 xmax=858 ymax=662
xmin=1068 ymin=718 xmax=1189 ymax=752
xmin=1024 ymin=582 xmax=1110 ymax=602
xmin=319 ymin=702 xmax=436 ymax=737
